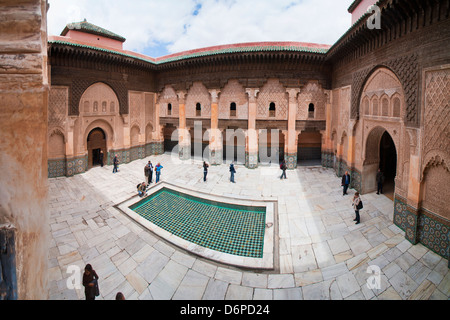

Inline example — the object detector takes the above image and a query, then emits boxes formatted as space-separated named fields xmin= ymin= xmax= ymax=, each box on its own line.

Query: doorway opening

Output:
xmin=87 ymin=128 xmax=106 ymax=168
xmin=379 ymin=131 xmax=397 ymax=199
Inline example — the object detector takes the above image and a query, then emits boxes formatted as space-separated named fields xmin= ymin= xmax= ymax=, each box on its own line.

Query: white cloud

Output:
xmin=47 ymin=0 xmax=354 ymax=57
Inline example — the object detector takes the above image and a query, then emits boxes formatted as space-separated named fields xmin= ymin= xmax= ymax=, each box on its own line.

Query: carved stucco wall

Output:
xmin=186 ymin=81 xmax=211 ymax=119
xmin=78 ymin=82 xmax=122 ymax=153
xmin=219 ymin=79 xmax=248 ymax=120
xmin=297 ymin=81 xmax=326 ymax=120
xmin=256 ymin=79 xmax=288 ymax=120
xmin=159 ymin=85 xmax=179 ymax=118
xmin=421 ymin=66 xmax=450 ymax=220
xmin=48 ymin=86 xmax=68 ymax=159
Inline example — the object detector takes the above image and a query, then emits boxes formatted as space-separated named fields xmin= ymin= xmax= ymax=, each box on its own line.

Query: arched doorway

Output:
xmin=362 ymin=127 xmax=397 ymax=198
xmin=87 ymin=128 xmax=106 ymax=168
xmin=379 ymin=131 xmax=397 ymax=198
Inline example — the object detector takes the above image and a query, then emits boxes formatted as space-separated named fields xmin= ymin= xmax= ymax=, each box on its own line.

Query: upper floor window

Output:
xmin=308 ymin=103 xmax=315 ymax=118
xmin=269 ymin=102 xmax=276 ymax=117
xmin=196 ymin=103 xmax=201 ymax=116
xmin=168 ymin=103 xmax=172 ymax=116
xmin=230 ymin=102 xmax=237 ymax=117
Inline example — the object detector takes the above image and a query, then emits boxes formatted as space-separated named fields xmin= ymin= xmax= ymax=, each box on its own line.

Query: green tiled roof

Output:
xmin=48 ymin=39 xmax=329 ymax=66
xmin=61 ymin=19 xmax=126 ymax=42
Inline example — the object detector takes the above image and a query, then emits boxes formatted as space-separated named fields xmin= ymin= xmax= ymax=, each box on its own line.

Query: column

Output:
xmin=153 ymin=93 xmax=164 ymax=155
xmin=285 ymin=88 xmax=300 ymax=169
xmin=322 ymin=91 xmax=333 ymax=167
xmin=394 ymin=128 xmax=421 ymax=244
xmin=177 ymin=90 xmax=190 ymax=160
xmin=245 ymin=88 xmax=259 ymax=168
xmin=208 ymin=89 xmax=222 ymax=164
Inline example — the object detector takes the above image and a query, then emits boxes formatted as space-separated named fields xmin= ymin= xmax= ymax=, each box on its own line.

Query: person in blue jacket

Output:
xmin=155 ymin=162 xmax=163 ymax=183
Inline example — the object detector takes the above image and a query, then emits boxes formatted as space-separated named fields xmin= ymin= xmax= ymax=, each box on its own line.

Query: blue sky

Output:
xmin=47 ymin=0 xmax=355 ymax=57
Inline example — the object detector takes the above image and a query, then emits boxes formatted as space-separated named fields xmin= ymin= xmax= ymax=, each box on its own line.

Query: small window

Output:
xmin=230 ymin=102 xmax=236 ymax=117
xmin=269 ymin=102 xmax=276 ymax=117
xmin=196 ymin=103 xmax=201 ymax=116
xmin=168 ymin=103 xmax=172 ymax=116
xmin=308 ymin=103 xmax=315 ymax=118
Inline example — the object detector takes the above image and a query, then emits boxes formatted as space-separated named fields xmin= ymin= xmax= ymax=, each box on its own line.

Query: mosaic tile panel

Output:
xmin=66 ymin=155 xmax=87 ymax=177
xmin=48 ymin=158 xmax=66 ymax=178
xmin=418 ymin=209 xmax=449 ymax=261
xmin=351 ymin=168 xmax=361 ymax=193
xmin=285 ymin=153 xmax=297 ymax=169
xmin=245 ymin=151 xmax=258 ymax=169
xmin=394 ymin=195 xmax=419 ymax=244
xmin=131 ymin=188 xmax=266 ymax=258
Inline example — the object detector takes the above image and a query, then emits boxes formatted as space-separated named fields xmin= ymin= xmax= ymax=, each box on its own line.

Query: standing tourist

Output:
xmin=341 ymin=171 xmax=351 ymax=195
xmin=376 ymin=168 xmax=384 ymax=195
xmin=352 ymin=192 xmax=363 ymax=225
xmin=99 ymin=150 xmax=104 ymax=167
xmin=113 ymin=154 xmax=119 ymax=173
xmin=229 ymin=162 xmax=236 ymax=183
xmin=280 ymin=160 xmax=287 ymax=179
xmin=145 ymin=161 xmax=153 ymax=184
xmin=82 ymin=264 xmax=99 ymax=300
xmin=203 ymin=161 xmax=209 ymax=182
xmin=155 ymin=163 xmax=163 ymax=183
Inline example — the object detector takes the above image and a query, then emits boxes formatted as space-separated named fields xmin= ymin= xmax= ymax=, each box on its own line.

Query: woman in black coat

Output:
xmin=82 ymin=264 xmax=99 ymax=300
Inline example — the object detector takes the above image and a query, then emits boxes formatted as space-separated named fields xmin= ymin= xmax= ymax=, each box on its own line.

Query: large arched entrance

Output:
xmin=87 ymin=127 xmax=106 ymax=168
xmin=362 ymin=127 xmax=397 ymax=198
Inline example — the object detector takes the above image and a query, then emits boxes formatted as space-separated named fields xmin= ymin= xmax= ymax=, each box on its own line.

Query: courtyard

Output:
xmin=46 ymin=153 xmax=449 ymax=300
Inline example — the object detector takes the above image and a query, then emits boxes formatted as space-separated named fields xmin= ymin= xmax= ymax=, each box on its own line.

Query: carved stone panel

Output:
xmin=48 ymin=86 xmax=68 ymax=130
xmin=297 ymin=81 xmax=326 ymax=120
xmin=185 ymin=82 xmax=211 ymax=118
xmin=256 ymin=79 xmax=287 ymax=120
xmin=219 ymin=79 xmax=248 ymax=119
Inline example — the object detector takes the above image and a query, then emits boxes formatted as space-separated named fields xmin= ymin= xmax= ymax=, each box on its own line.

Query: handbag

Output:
xmin=357 ymin=200 xmax=363 ymax=210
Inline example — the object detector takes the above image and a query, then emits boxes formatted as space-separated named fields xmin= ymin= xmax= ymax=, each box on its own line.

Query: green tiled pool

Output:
xmin=130 ymin=188 xmax=266 ymax=258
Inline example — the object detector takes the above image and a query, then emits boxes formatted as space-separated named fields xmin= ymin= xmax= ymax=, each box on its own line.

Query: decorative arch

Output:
xmin=79 ymin=82 xmax=120 ymax=116
xmin=48 ymin=128 xmax=66 ymax=158
xmin=74 ymin=80 xmax=125 ymax=115
xmin=130 ymin=124 xmax=140 ymax=146
xmin=83 ymin=118 xmax=115 ymax=150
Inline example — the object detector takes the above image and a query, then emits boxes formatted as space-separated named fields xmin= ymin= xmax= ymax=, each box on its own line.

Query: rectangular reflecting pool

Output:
xmin=130 ymin=188 xmax=266 ymax=258
xmin=118 ymin=182 xmax=276 ymax=269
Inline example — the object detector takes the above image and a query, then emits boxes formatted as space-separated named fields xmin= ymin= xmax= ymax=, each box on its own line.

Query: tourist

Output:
xmin=203 ymin=161 xmax=209 ymax=182
xmin=115 ymin=292 xmax=125 ymax=300
xmin=82 ymin=264 xmax=99 ymax=300
xmin=155 ymin=163 xmax=163 ymax=183
xmin=137 ymin=182 xmax=147 ymax=197
xmin=280 ymin=160 xmax=287 ymax=179
xmin=229 ymin=162 xmax=236 ymax=183
xmin=352 ymin=192 xmax=363 ymax=225
xmin=99 ymin=150 xmax=104 ymax=167
xmin=113 ymin=154 xmax=119 ymax=173
xmin=376 ymin=168 xmax=384 ymax=194
xmin=341 ymin=171 xmax=351 ymax=195
xmin=145 ymin=161 xmax=153 ymax=184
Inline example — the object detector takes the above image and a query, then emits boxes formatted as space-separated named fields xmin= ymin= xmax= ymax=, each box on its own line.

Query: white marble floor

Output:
xmin=47 ymin=153 xmax=449 ymax=300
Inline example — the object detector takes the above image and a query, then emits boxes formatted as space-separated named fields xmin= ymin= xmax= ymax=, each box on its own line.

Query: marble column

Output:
xmin=285 ymin=88 xmax=300 ymax=169
xmin=245 ymin=88 xmax=259 ymax=168
xmin=177 ymin=90 xmax=190 ymax=160
xmin=208 ymin=89 xmax=222 ymax=164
